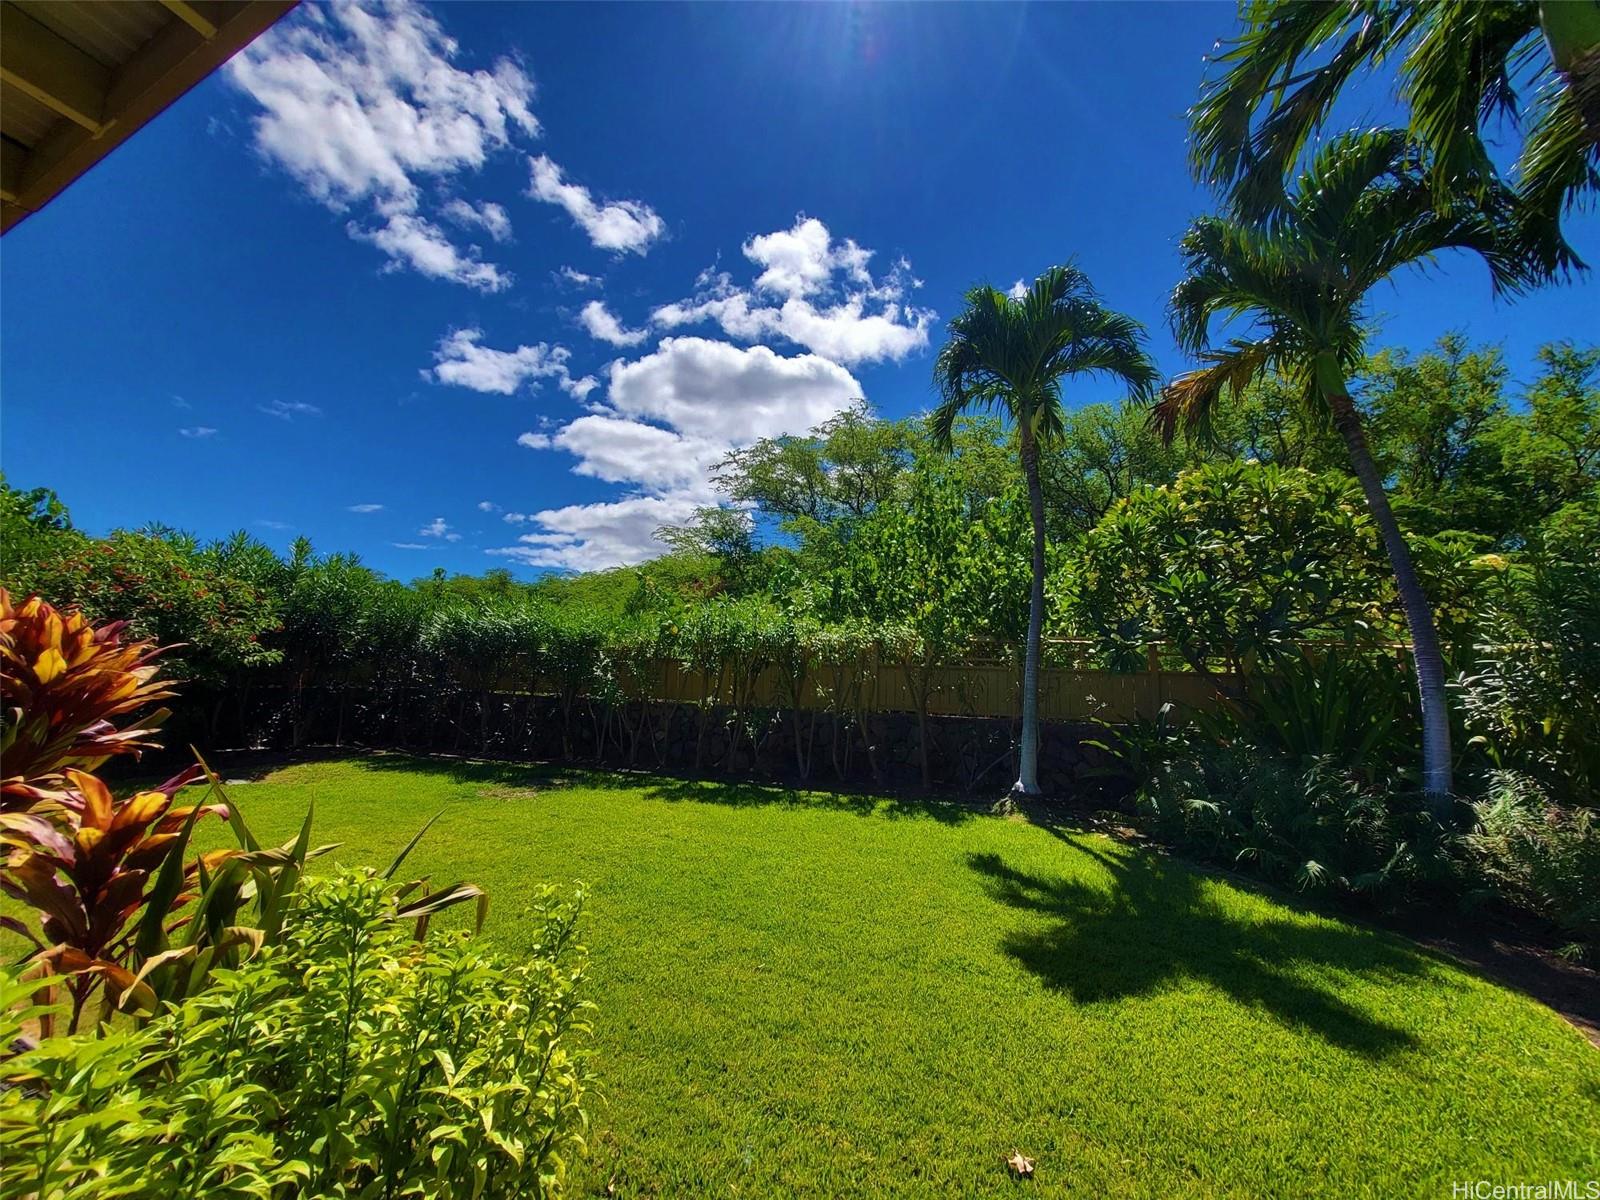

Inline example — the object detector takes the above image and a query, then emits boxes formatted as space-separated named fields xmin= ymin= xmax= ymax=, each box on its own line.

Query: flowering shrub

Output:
xmin=1 ymin=514 xmax=283 ymax=685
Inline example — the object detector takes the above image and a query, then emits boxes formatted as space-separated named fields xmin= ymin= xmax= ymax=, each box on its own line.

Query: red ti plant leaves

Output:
xmin=0 ymin=764 xmax=226 ymax=1029
xmin=1 ymin=589 xmax=178 ymax=813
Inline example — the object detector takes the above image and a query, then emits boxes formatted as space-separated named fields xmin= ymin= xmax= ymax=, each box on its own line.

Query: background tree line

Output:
xmin=3 ymin=335 xmax=1594 ymax=708
xmin=3 ymin=334 xmax=1597 ymax=946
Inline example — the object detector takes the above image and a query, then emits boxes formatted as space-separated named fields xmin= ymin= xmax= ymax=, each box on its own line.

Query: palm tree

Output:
xmin=1189 ymin=0 xmax=1599 ymax=276
xmin=932 ymin=266 xmax=1158 ymax=798
xmin=1155 ymin=129 xmax=1537 ymax=807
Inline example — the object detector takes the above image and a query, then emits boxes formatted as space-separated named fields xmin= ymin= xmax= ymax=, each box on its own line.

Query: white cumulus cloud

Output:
xmin=495 ymin=337 xmax=863 ymax=570
xmin=528 ymin=154 xmax=665 ymax=255
xmin=577 ymin=299 xmax=649 ymax=347
xmin=650 ymin=216 xmax=934 ymax=366
xmin=442 ymin=198 xmax=512 ymax=242
xmin=542 ymin=416 xmax=724 ymax=494
xmin=348 ymin=503 xmax=385 ymax=513
xmin=419 ymin=516 xmax=461 ymax=541
xmin=605 ymin=336 xmax=859 ymax=444
xmin=488 ymin=494 xmax=704 ymax=572
xmin=226 ymin=0 xmax=531 ymax=288
xmin=178 ymin=426 xmax=219 ymax=439
xmin=744 ymin=217 xmax=872 ymax=299
xmin=562 ymin=374 xmax=600 ymax=401
xmin=351 ymin=211 xmax=510 ymax=291
xmin=425 ymin=328 xmax=576 ymax=395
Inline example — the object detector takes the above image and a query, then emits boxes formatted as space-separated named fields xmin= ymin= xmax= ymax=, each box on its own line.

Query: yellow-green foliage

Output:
xmin=0 ymin=871 xmax=591 ymax=1200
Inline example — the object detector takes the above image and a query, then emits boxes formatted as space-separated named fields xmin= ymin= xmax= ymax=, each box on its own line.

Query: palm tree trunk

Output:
xmin=1015 ymin=428 xmax=1046 ymax=796
xmin=1318 ymin=361 xmax=1453 ymax=809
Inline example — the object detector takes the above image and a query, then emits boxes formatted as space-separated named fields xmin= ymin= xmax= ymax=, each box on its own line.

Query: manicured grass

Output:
xmin=184 ymin=756 xmax=1597 ymax=1196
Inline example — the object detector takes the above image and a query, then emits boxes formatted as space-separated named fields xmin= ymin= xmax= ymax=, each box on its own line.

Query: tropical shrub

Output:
xmin=1460 ymin=772 xmax=1599 ymax=958
xmin=1103 ymin=655 xmax=1445 ymax=902
xmin=3 ymin=522 xmax=281 ymax=684
xmin=806 ymin=617 xmax=882 ymax=783
xmin=661 ymin=596 xmax=787 ymax=771
xmin=1233 ymin=645 xmax=1417 ymax=783
xmin=1456 ymin=493 xmax=1600 ymax=804
xmin=1 ymin=598 xmax=484 ymax=1032
xmin=1112 ymin=726 xmax=1447 ymax=900
xmin=1063 ymin=462 xmax=1392 ymax=674
xmin=834 ymin=466 xmax=992 ymax=786
xmin=0 ymin=765 xmax=221 ymax=1031
xmin=0 ymin=590 xmax=177 ymax=810
xmin=1216 ymin=751 xmax=1446 ymax=897
xmin=0 ymin=872 xmax=592 ymax=1200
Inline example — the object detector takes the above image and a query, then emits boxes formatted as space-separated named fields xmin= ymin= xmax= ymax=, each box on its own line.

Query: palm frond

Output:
xmin=1168 ymin=128 xmax=1535 ymax=428
xmin=1306 ymin=133 xmax=1545 ymax=295
xmin=1511 ymin=71 xmax=1599 ymax=276
xmin=1151 ymin=339 xmax=1277 ymax=445
xmin=1053 ymin=317 xmax=1162 ymax=402
xmin=1190 ymin=0 xmax=1402 ymax=214
xmin=1190 ymin=0 xmax=1588 ymax=281
xmin=1169 ymin=216 xmax=1304 ymax=353
xmin=1288 ymin=127 xmax=1413 ymax=240
xmin=1398 ymin=0 xmax=1539 ymax=198
xmin=931 ymin=264 xmax=1155 ymax=450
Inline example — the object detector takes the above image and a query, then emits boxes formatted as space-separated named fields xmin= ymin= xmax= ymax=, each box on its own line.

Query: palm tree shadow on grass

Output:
xmin=348 ymin=753 xmax=578 ymax=790
xmin=968 ymin=843 xmax=1426 ymax=1058
xmin=638 ymin=775 xmax=979 ymax=825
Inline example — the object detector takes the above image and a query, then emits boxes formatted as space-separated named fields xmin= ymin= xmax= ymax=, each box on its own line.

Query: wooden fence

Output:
xmin=502 ymin=642 xmax=1239 ymax=725
xmin=174 ymin=641 xmax=1423 ymax=790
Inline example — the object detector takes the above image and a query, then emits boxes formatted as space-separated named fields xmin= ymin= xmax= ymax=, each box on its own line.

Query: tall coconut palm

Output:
xmin=933 ymin=266 xmax=1158 ymax=797
xmin=1155 ymin=128 xmax=1537 ymax=807
xmin=1189 ymin=0 xmax=1599 ymax=277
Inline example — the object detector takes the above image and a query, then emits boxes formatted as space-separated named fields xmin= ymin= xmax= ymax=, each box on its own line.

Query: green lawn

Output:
xmin=189 ymin=756 xmax=1595 ymax=1197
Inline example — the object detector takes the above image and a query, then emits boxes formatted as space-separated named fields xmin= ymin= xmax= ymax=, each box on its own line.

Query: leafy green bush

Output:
xmin=1457 ymin=493 xmax=1600 ymax=804
xmin=1232 ymin=645 xmax=1417 ymax=782
xmin=0 ymin=872 xmax=592 ymax=1199
xmin=1062 ymin=461 xmax=1392 ymax=672
xmin=1460 ymin=772 xmax=1599 ymax=958
xmin=1105 ymin=705 xmax=1447 ymax=900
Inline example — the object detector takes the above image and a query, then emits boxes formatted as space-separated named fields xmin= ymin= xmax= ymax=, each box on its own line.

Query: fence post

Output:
xmin=1145 ymin=646 xmax=1164 ymax=718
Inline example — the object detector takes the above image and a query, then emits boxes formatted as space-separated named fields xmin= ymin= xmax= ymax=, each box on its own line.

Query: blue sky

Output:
xmin=2 ymin=1 xmax=1593 ymax=579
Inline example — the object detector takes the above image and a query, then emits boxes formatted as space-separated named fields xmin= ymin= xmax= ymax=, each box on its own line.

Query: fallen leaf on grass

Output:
xmin=1006 ymin=1150 xmax=1035 ymax=1177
